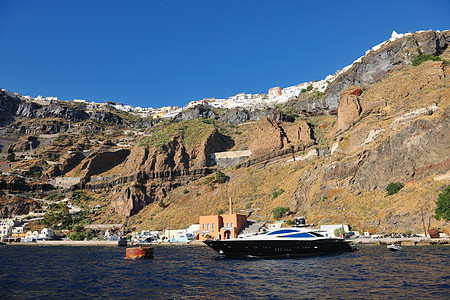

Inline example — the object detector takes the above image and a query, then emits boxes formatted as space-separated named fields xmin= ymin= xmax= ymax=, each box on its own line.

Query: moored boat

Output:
xmin=387 ymin=244 xmax=403 ymax=251
xmin=203 ymin=226 xmax=354 ymax=257
xmin=118 ymin=237 xmax=128 ymax=247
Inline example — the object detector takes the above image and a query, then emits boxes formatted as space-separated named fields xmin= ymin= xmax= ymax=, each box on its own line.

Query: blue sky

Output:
xmin=0 ymin=1 xmax=449 ymax=108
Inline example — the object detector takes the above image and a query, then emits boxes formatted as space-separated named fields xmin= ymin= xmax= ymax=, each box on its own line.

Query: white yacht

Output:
xmin=203 ymin=225 xmax=354 ymax=257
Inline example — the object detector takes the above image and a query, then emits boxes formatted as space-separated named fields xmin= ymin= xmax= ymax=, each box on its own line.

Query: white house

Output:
xmin=319 ymin=224 xmax=350 ymax=237
xmin=0 ymin=219 xmax=22 ymax=242
xmin=38 ymin=228 xmax=54 ymax=240
xmin=25 ymin=230 xmax=40 ymax=242
xmin=0 ymin=223 xmax=12 ymax=242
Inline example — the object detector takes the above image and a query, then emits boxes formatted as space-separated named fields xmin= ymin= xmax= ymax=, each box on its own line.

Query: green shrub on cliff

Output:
xmin=273 ymin=206 xmax=289 ymax=219
xmin=434 ymin=185 xmax=450 ymax=221
xmin=385 ymin=182 xmax=404 ymax=196
xmin=272 ymin=188 xmax=285 ymax=199
xmin=215 ymin=171 xmax=226 ymax=183
xmin=412 ymin=54 xmax=441 ymax=66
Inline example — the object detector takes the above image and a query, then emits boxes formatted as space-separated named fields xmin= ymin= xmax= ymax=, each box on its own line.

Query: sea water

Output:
xmin=0 ymin=244 xmax=448 ymax=299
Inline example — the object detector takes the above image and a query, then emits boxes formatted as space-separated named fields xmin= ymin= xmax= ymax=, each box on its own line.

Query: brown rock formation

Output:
xmin=249 ymin=117 xmax=288 ymax=156
xmin=337 ymin=86 xmax=364 ymax=131
xmin=15 ymin=118 xmax=68 ymax=135
xmin=122 ymin=129 xmax=227 ymax=178
xmin=8 ymin=136 xmax=39 ymax=152
xmin=0 ymin=196 xmax=40 ymax=218
xmin=79 ymin=149 xmax=130 ymax=178
xmin=110 ymin=183 xmax=151 ymax=216
xmin=284 ymin=119 xmax=314 ymax=148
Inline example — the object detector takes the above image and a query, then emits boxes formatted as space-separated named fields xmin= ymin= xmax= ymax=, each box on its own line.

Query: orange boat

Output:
xmin=126 ymin=246 xmax=154 ymax=259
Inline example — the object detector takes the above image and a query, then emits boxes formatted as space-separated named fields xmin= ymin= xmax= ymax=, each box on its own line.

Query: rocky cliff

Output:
xmin=326 ymin=31 xmax=450 ymax=110
xmin=0 ymin=30 xmax=449 ymax=235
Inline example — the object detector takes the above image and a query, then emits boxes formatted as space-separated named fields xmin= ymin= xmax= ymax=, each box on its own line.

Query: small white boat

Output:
xmin=387 ymin=244 xmax=403 ymax=251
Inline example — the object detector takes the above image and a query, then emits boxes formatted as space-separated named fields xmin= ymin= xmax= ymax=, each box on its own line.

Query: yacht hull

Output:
xmin=204 ymin=238 xmax=353 ymax=257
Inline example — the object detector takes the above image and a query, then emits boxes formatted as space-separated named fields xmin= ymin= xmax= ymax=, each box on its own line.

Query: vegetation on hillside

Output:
xmin=434 ymin=185 xmax=450 ymax=221
xmin=139 ymin=119 xmax=217 ymax=149
xmin=69 ymin=224 xmax=94 ymax=241
xmin=412 ymin=54 xmax=442 ymax=66
xmin=273 ymin=206 xmax=290 ymax=219
xmin=385 ymin=182 xmax=404 ymax=196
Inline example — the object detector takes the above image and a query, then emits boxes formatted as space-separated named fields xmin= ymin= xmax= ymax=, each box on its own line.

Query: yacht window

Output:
xmin=267 ymin=229 xmax=300 ymax=235
xmin=282 ymin=232 xmax=315 ymax=238
xmin=309 ymin=232 xmax=324 ymax=237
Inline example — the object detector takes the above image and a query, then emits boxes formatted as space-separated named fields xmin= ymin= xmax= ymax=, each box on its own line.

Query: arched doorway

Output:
xmin=224 ymin=230 xmax=231 ymax=239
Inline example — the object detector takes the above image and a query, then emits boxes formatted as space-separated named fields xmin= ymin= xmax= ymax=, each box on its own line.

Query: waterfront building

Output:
xmin=197 ymin=199 xmax=247 ymax=241
xmin=38 ymin=228 xmax=54 ymax=240
xmin=25 ymin=230 xmax=40 ymax=242
xmin=319 ymin=224 xmax=350 ymax=238
xmin=0 ymin=223 xmax=12 ymax=242
xmin=163 ymin=229 xmax=188 ymax=242
xmin=0 ymin=219 xmax=22 ymax=242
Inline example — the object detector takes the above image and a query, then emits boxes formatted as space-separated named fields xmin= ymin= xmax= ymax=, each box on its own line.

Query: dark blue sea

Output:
xmin=0 ymin=244 xmax=449 ymax=299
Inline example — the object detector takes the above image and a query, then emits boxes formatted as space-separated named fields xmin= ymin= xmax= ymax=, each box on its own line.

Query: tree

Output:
xmin=334 ymin=227 xmax=346 ymax=238
xmin=42 ymin=203 xmax=73 ymax=229
xmin=273 ymin=207 xmax=290 ymax=219
xmin=434 ymin=185 xmax=450 ymax=221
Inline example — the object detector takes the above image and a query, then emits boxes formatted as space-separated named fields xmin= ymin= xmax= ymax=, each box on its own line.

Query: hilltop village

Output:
xmin=1 ymin=30 xmax=450 ymax=245
xmin=3 ymin=31 xmax=420 ymax=120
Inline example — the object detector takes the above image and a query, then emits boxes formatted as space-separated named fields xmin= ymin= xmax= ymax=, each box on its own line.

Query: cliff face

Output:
xmin=110 ymin=183 xmax=151 ymax=217
xmin=0 ymin=31 xmax=449 ymax=233
xmin=326 ymin=31 xmax=450 ymax=110
xmin=0 ymin=90 xmax=20 ymax=125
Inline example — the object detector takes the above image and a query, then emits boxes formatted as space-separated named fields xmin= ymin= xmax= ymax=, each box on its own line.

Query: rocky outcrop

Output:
xmin=89 ymin=111 xmax=123 ymax=125
xmin=34 ymin=103 xmax=89 ymax=122
xmin=0 ymin=197 xmax=40 ymax=218
xmin=249 ymin=117 xmax=288 ymax=156
xmin=110 ymin=183 xmax=151 ymax=216
xmin=337 ymin=86 xmax=364 ymax=131
xmin=0 ymin=175 xmax=53 ymax=191
xmin=15 ymin=119 xmax=68 ymax=135
xmin=122 ymin=129 xmax=228 ymax=178
xmin=220 ymin=108 xmax=274 ymax=124
xmin=286 ymin=98 xmax=329 ymax=115
xmin=79 ymin=149 xmax=130 ymax=178
xmin=8 ymin=136 xmax=39 ymax=152
xmin=326 ymin=31 xmax=450 ymax=110
xmin=0 ymin=90 xmax=20 ymax=125
xmin=248 ymin=117 xmax=315 ymax=157
xmin=284 ymin=119 xmax=315 ymax=148
xmin=320 ymin=106 xmax=449 ymax=192
xmin=174 ymin=106 xmax=219 ymax=122
xmin=351 ymin=107 xmax=450 ymax=191
xmin=16 ymin=102 xmax=41 ymax=118
xmin=40 ymin=152 xmax=85 ymax=181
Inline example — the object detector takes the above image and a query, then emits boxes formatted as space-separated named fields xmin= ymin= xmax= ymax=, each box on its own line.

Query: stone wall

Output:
xmin=211 ymin=150 xmax=252 ymax=168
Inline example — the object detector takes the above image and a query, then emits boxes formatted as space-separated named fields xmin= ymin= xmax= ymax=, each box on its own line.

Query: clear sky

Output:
xmin=1 ymin=0 xmax=449 ymax=108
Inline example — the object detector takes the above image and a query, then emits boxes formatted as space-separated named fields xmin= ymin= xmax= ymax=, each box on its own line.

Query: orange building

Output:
xmin=197 ymin=198 xmax=247 ymax=241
